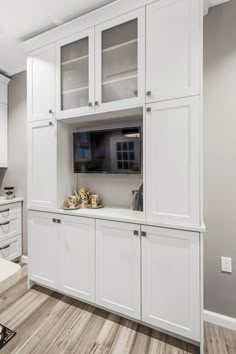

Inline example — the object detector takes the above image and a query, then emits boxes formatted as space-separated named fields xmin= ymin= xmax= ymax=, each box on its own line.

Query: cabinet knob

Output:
xmin=146 ymin=91 xmax=151 ymax=96
xmin=146 ymin=107 xmax=151 ymax=112
xmin=56 ymin=219 xmax=61 ymax=224
xmin=133 ymin=230 xmax=139 ymax=236
xmin=52 ymin=218 xmax=56 ymax=223
xmin=49 ymin=121 xmax=53 ymax=126
xmin=49 ymin=109 xmax=53 ymax=114
xmin=95 ymin=101 xmax=99 ymax=106
xmin=141 ymin=231 xmax=147 ymax=237
xmin=88 ymin=102 xmax=93 ymax=107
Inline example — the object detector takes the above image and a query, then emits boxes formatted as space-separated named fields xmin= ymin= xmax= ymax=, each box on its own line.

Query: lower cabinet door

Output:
xmin=96 ymin=220 xmax=141 ymax=319
xmin=59 ymin=215 xmax=95 ymax=302
xmin=28 ymin=211 xmax=58 ymax=289
xmin=141 ymin=225 xmax=200 ymax=341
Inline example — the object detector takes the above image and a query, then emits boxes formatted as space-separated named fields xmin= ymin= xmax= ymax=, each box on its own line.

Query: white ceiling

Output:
xmin=0 ymin=0 xmax=115 ymax=76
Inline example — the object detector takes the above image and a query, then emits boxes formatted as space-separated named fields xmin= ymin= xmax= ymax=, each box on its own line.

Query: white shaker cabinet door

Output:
xmin=28 ymin=211 xmax=59 ymax=290
xmin=28 ymin=119 xmax=57 ymax=209
xmin=146 ymin=0 xmax=201 ymax=103
xmin=0 ymin=103 xmax=8 ymax=167
xmin=59 ymin=215 xmax=95 ymax=302
xmin=141 ymin=225 xmax=200 ymax=341
xmin=28 ymin=44 xmax=55 ymax=121
xmin=145 ymin=96 xmax=200 ymax=227
xmin=96 ymin=220 xmax=141 ymax=319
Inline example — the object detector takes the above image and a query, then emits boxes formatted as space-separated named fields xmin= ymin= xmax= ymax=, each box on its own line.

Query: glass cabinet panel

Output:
xmin=101 ymin=19 xmax=138 ymax=104
xmin=61 ymin=37 xmax=89 ymax=111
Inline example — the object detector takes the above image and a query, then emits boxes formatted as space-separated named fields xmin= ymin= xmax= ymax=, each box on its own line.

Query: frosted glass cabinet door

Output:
xmin=56 ymin=28 xmax=95 ymax=118
xmin=95 ymin=8 xmax=145 ymax=111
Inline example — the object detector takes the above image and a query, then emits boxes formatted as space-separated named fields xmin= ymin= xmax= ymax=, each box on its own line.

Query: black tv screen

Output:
xmin=73 ymin=127 xmax=141 ymax=174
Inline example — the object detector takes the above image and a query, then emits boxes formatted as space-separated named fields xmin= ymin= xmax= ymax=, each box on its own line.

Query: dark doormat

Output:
xmin=0 ymin=324 xmax=16 ymax=350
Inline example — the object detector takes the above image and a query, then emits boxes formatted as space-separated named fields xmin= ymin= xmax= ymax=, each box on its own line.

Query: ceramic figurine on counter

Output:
xmin=78 ymin=187 xmax=91 ymax=207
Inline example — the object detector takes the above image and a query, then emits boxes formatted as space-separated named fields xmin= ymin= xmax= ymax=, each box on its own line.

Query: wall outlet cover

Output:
xmin=221 ymin=257 xmax=232 ymax=273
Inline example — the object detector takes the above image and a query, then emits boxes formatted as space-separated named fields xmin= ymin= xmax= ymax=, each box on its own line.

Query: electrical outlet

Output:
xmin=221 ymin=257 xmax=232 ymax=273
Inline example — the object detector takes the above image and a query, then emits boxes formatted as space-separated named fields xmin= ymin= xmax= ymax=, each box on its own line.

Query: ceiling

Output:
xmin=0 ymin=0 xmax=116 ymax=76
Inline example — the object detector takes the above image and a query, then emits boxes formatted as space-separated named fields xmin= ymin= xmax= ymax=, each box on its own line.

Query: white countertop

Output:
xmin=28 ymin=205 xmax=206 ymax=232
xmin=0 ymin=197 xmax=23 ymax=206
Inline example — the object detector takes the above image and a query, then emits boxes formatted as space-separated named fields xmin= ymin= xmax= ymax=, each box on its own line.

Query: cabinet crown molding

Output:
xmin=0 ymin=74 xmax=11 ymax=85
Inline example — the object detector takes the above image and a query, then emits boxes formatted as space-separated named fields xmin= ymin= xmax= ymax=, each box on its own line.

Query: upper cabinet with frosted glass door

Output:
xmin=95 ymin=8 xmax=145 ymax=112
xmin=56 ymin=28 xmax=95 ymax=119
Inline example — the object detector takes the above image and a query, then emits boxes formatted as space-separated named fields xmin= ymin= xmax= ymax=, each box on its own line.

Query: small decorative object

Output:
xmin=79 ymin=187 xmax=90 ymax=207
xmin=131 ymin=183 xmax=143 ymax=211
xmin=0 ymin=324 xmax=16 ymax=350
xmin=90 ymin=194 xmax=102 ymax=208
xmin=4 ymin=187 xmax=15 ymax=200
xmin=68 ymin=196 xmax=79 ymax=209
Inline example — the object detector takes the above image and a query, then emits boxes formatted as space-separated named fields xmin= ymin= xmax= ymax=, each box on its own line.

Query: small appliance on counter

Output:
xmin=4 ymin=187 xmax=15 ymax=200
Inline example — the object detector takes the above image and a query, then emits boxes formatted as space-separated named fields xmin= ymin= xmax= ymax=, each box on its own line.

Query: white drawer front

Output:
xmin=0 ymin=213 xmax=21 ymax=241
xmin=0 ymin=202 xmax=22 ymax=221
xmin=0 ymin=235 xmax=22 ymax=261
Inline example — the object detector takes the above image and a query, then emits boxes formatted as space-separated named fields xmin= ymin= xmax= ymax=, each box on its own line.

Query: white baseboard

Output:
xmin=204 ymin=310 xmax=236 ymax=331
xmin=21 ymin=255 xmax=28 ymax=264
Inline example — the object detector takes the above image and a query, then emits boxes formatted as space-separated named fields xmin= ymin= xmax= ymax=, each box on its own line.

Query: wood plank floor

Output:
xmin=0 ymin=264 xmax=235 ymax=354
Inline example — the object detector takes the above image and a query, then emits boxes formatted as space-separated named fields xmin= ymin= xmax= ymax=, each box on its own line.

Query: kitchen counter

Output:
xmin=0 ymin=197 xmax=23 ymax=206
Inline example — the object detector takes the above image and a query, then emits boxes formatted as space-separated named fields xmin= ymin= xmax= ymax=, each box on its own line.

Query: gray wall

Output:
xmin=204 ymin=1 xmax=236 ymax=317
xmin=0 ymin=71 xmax=27 ymax=255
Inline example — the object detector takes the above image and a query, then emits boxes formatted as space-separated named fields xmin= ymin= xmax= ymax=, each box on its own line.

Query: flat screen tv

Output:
xmin=73 ymin=126 xmax=141 ymax=174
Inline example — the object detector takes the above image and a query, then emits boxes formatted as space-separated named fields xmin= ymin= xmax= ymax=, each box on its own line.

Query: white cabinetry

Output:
xmin=28 ymin=119 xmax=57 ymax=209
xmin=0 ymin=75 xmax=10 ymax=168
xmin=96 ymin=220 xmax=141 ymax=319
xmin=146 ymin=0 xmax=201 ymax=103
xmin=59 ymin=215 xmax=95 ymax=302
xmin=141 ymin=225 xmax=200 ymax=341
xmin=28 ymin=211 xmax=58 ymax=289
xmin=27 ymin=44 xmax=55 ymax=121
xmin=146 ymin=96 xmax=200 ymax=226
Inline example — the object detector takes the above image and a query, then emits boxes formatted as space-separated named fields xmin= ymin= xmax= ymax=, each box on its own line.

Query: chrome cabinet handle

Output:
xmin=0 ymin=221 xmax=10 ymax=226
xmin=88 ymin=102 xmax=93 ymax=107
xmin=49 ymin=109 xmax=53 ymax=114
xmin=146 ymin=107 xmax=151 ymax=112
xmin=95 ymin=101 xmax=99 ymax=106
xmin=133 ymin=230 xmax=139 ymax=236
xmin=52 ymin=218 xmax=57 ymax=223
xmin=0 ymin=209 xmax=9 ymax=213
xmin=146 ymin=91 xmax=151 ymax=96
xmin=57 ymin=219 xmax=61 ymax=224
xmin=141 ymin=231 xmax=147 ymax=237
xmin=49 ymin=121 xmax=53 ymax=126
xmin=0 ymin=244 xmax=10 ymax=250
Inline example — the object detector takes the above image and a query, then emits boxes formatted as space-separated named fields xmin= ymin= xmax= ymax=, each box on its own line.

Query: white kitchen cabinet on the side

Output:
xmin=96 ymin=219 xmax=141 ymax=319
xmin=0 ymin=104 xmax=8 ymax=168
xmin=28 ymin=119 xmax=57 ymax=209
xmin=28 ymin=211 xmax=59 ymax=290
xmin=27 ymin=44 xmax=55 ymax=121
xmin=146 ymin=0 xmax=201 ymax=103
xmin=59 ymin=215 xmax=95 ymax=302
xmin=141 ymin=225 xmax=200 ymax=341
xmin=145 ymin=96 xmax=200 ymax=226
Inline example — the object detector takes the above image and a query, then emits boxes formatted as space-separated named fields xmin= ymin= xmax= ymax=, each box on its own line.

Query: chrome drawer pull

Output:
xmin=0 ymin=244 xmax=10 ymax=250
xmin=0 ymin=209 xmax=10 ymax=213
xmin=0 ymin=221 xmax=10 ymax=226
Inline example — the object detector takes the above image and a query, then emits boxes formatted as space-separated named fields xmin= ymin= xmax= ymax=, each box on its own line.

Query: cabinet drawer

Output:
xmin=0 ymin=213 xmax=21 ymax=241
xmin=0 ymin=202 xmax=22 ymax=221
xmin=0 ymin=235 xmax=22 ymax=261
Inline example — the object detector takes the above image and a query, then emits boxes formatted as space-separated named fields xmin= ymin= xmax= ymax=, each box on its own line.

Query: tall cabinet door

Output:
xmin=28 ymin=119 xmax=57 ymax=209
xmin=28 ymin=211 xmax=59 ymax=290
xmin=96 ymin=220 xmax=141 ymax=319
xmin=95 ymin=8 xmax=145 ymax=112
xmin=145 ymin=96 xmax=200 ymax=226
xmin=59 ymin=215 xmax=95 ymax=302
xmin=146 ymin=0 xmax=201 ymax=103
xmin=141 ymin=225 xmax=200 ymax=341
xmin=27 ymin=44 xmax=55 ymax=121
xmin=56 ymin=27 xmax=95 ymax=118
xmin=0 ymin=103 xmax=8 ymax=167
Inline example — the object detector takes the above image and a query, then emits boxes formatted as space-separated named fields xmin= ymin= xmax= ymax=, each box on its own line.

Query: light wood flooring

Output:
xmin=0 ymin=264 xmax=235 ymax=353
